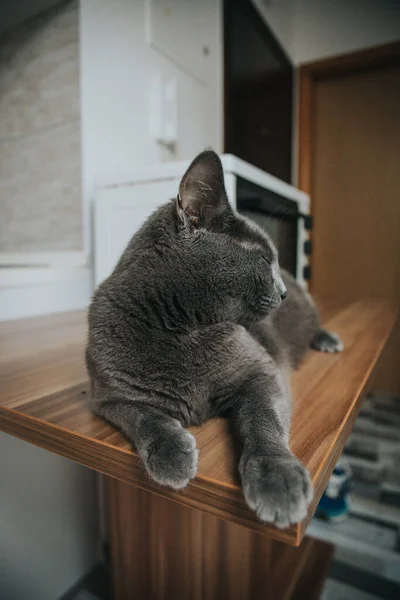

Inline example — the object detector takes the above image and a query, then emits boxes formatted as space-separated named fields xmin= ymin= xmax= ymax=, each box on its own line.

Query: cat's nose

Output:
xmin=281 ymin=290 xmax=288 ymax=300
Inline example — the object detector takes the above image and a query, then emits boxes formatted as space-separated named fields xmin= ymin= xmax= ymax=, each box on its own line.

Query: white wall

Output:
xmin=80 ymin=0 xmax=223 ymax=256
xmin=0 ymin=267 xmax=91 ymax=321
xmin=0 ymin=434 xmax=98 ymax=600
xmin=253 ymin=0 xmax=400 ymax=65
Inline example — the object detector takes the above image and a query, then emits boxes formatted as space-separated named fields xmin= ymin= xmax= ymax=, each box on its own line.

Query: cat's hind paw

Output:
xmin=311 ymin=329 xmax=343 ymax=353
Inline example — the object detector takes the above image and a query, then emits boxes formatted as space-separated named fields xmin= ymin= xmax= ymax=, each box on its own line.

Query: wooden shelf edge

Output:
xmin=0 ymin=405 xmax=299 ymax=545
xmin=1 ymin=301 xmax=396 ymax=548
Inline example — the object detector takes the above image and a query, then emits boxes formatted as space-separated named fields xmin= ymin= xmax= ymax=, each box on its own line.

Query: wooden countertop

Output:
xmin=0 ymin=301 xmax=396 ymax=546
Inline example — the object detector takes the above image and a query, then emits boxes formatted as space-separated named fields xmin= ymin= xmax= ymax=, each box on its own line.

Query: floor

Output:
xmin=62 ymin=555 xmax=400 ymax=600
xmin=59 ymin=566 xmax=111 ymax=600
xmin=315 ymin=391 xmax=400 ymax=600
xmin=322 ymin=580 xmax=392 ymax=600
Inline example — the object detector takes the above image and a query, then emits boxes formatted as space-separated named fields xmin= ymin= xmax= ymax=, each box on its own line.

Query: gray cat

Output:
xmin=86 ymin=150 xmax=342 ymax=529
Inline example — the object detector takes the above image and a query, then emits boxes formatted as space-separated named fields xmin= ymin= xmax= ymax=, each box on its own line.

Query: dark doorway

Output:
xmin=224 ymin=0 xmax=293 ymax=183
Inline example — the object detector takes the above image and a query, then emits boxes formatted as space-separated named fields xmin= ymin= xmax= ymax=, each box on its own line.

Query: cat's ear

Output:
xmin=177 ymin=150 xmax=229 ymax=229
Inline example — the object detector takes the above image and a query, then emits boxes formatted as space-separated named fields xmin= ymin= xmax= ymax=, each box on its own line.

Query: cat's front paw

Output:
xmin=144 ymin=428 xmax=198 ymax=490
xmin=240 ymin=453 xmax=313 ymax=529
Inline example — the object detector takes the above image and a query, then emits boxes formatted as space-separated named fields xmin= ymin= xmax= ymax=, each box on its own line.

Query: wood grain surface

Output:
xmin=312 ymin=65 xmax=400 ymax=393
xmin=0 ymin=301 xmax=396 ymax=545
xmin=107 ymin=478 xmax=333 ymax=600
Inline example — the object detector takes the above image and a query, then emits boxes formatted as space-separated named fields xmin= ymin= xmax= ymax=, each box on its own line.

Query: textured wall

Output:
xmin=0 ymin=0 xmax=82 ymax=253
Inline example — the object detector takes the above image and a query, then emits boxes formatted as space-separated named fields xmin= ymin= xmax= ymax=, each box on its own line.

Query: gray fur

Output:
xmin=86 ymin=150 xmax=342 ymax=528
xmin=311 ymin=330 xmax=344 ymax=353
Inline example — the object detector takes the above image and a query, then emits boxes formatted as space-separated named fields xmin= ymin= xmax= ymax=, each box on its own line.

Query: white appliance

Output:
xmin=94 ymin=155 xmax=311 ymax=287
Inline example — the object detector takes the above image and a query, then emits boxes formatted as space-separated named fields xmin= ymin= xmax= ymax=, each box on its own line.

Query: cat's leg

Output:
xmin=311 ymin=329 xmax=343 ymax=353
xmin=193 ymin=323 xmax=313 ymax=528
xmin=95 ymin=399 xmax=198 ymax=489
xmin=228 ymin=367 xmax=313 ymax=529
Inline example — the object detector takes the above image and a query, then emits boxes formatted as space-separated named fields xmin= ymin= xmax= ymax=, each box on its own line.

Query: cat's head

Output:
xmin=174 ymin=150 xmax=287 ymax=323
